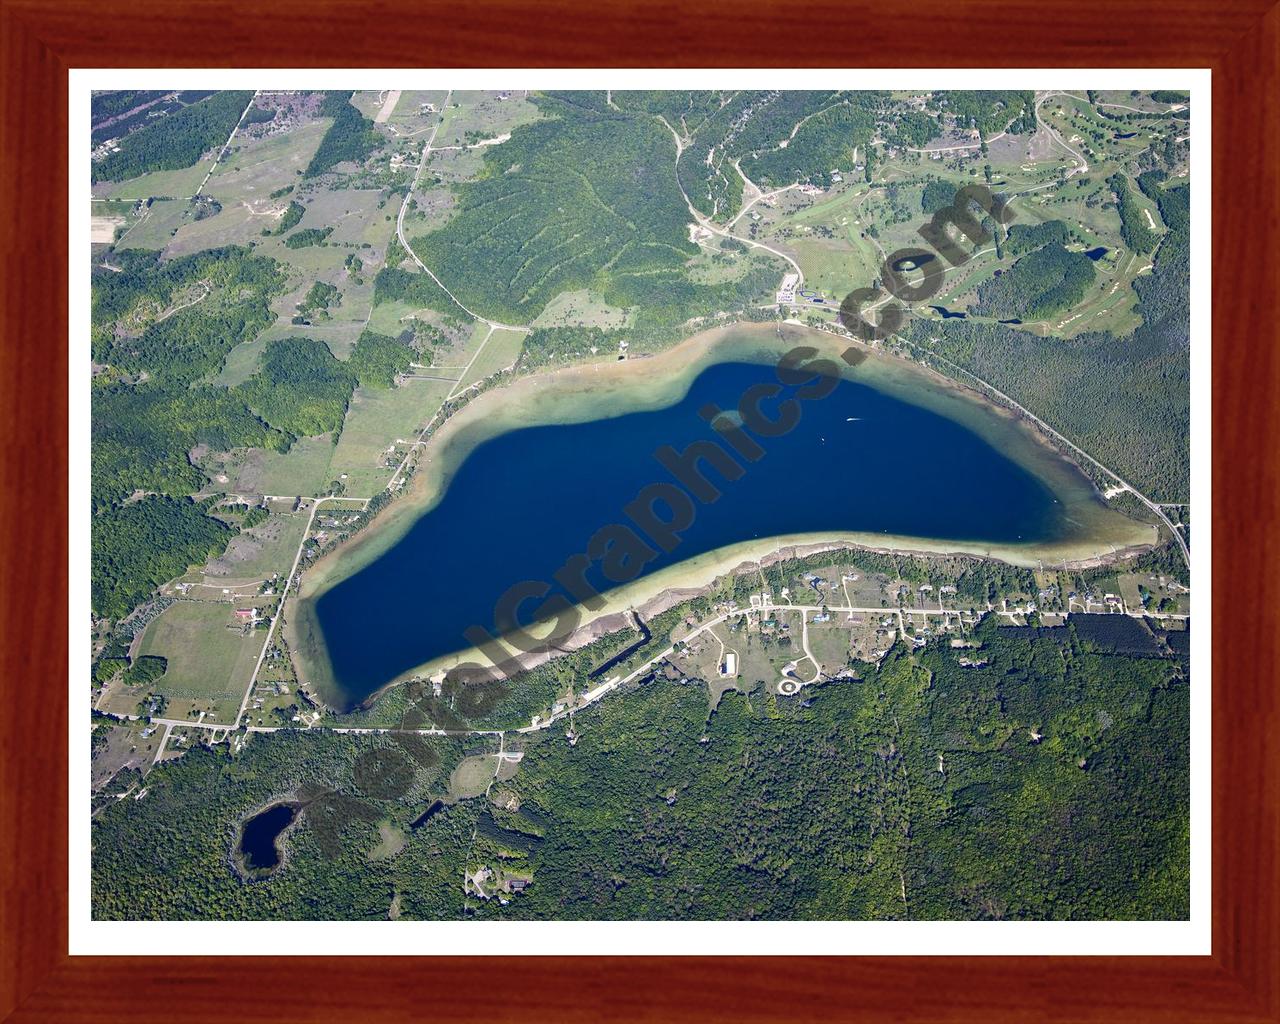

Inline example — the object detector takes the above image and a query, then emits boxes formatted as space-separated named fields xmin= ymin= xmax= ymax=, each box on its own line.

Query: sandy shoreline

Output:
xmin=287 ymin=321 xmax=1155 ymax=706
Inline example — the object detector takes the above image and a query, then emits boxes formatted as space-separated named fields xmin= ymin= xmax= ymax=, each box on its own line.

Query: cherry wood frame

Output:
xmin=2 ymin=1 xmax=1275 ymax=1020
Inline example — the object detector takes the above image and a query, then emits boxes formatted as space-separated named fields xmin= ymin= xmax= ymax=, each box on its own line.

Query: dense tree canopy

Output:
xmin=304 ymin=92 xmax=380 ymax=178
xmin=971 ymin=243 xmax=1095 ymax=320
xmin=92 ymin=497 xmax=235 ymax=618
xmin=92 ymin=91 xmax=253 ymax=184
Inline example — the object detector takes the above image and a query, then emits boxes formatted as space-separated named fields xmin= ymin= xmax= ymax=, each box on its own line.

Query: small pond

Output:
xmin=238 ymin=802 xmax=299 ymax=873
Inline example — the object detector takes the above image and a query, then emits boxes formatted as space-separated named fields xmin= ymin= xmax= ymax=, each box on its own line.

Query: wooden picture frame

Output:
xmin=2 ymin=1 xmax=1274 ymax=1019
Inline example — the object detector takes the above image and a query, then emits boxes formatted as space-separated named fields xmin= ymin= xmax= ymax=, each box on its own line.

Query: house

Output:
xmin=234 ymin=608 xmax=257 ymax=622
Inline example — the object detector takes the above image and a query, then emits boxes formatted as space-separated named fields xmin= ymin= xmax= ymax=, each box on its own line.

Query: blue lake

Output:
xmin=311 ymin=360 xmax=1078 ymax=708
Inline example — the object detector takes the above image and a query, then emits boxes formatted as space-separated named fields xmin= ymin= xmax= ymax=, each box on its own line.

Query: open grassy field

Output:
xmin=805 ymin=618 xmax=857 ymax=673
xmin=160 ymin=202 xmax=262 ymax=257
xmin=365 ymin=298 xmax=423 ymax=336
xmin=98 ymin=157 xmax=213 ymax=202
xmin=431 ymin=319 xmax=498 ymax=372
xmin=209 ymin=331 xmax=272 ymax=386
xmin=421 ymin=145 xmax=487 ymax=189
xmin=384 ymin=90 xmax=451 ymax=133
xmin=327 ymin=377 xmax=454 ymax=495
xmin=455 ymin=328 xmax=525 ymax=390
xmin=230 ymin=433 xmax=337 ymax=497
xmin=292 ymin=187 xmax=397 ymax=247
xmin=160 ymin=125 xmax=356 ymax=259
xmin=256 ymin=315 xmax=369 ymax=361
xmin=91 ymin=720 xmax=164 ymax=789
xmin=448 ymin=754 xmax=498 ymax=799
xmin=204 ymin=509 xmax=311 ymax=580
xmin=529 ymin=289 xmax=631 ymax=330
xmin=134 ymin=599 xmax=269 ymax=723
xmin=113 ymin=199 xmax=191 ymax=250
xmin=212 ymin=118 xmax=329 ymax=198
xmin=434 ymin=91 xmax=542 ymax=148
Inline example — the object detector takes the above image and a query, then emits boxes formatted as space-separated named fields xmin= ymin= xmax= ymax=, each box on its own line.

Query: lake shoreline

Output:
xmin=286 ymin=321 xmax=1156 ymax=709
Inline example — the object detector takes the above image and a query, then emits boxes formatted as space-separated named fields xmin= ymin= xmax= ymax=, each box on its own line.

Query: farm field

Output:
xmin=228 ymin=433 xmax=338 ymax=497
xmin=384 ymin=90 xmax=450 ymax=133
xmin=455 ymin=328 xmax=525 ymax=390
xmin=204 ymin=509 xmax=312 ymax=580
xmin=97 ymin=158 xmax=213 ymax=202
xmin=210 ymin=118 xmax=330 ymax=198
xmin=112 ymin=198 xmax=191 ymax=250
xmin=133 ymin=600 xmax=270 ymax=723
xmin=434 ymin=90 xmax=542 ymax=148
xmin=327 ymin=377 xmax=454 ymax=495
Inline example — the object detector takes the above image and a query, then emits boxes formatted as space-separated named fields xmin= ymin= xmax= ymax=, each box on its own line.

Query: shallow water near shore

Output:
xmin=298 ymin=326 xmax=1150 ymax=710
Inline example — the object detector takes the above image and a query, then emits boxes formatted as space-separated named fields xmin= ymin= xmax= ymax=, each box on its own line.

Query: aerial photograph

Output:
xmin=88 ymin=87 xmax=1192 ymax=922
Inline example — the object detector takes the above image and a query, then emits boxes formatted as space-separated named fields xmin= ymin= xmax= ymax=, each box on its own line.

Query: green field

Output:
xmin=455 ymin=328 xmax=525 ymax=390
xmin=327 ymin=377 xmax=454 ymax=495
xmin=113 ymin=199 xmax=192 ymax=250
xmin=434 ymin=90 xmax=542 ymax=148
xmin=385 ymin=90 xmax=451 ymax=131
xmin=135 ymin=600 xmax=268 ymax=723
xmin=210 ymin=118 xmax=329 ymax=200
xmin=529 ymin=289 xmax=631 ymax=330
xmin=230 ymin=433 xmax=338 ymax=497
xmin=100 ymin=160 xmax=213 ymax=202
xmin=205 ymin=509 xmax=311 ymax=580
